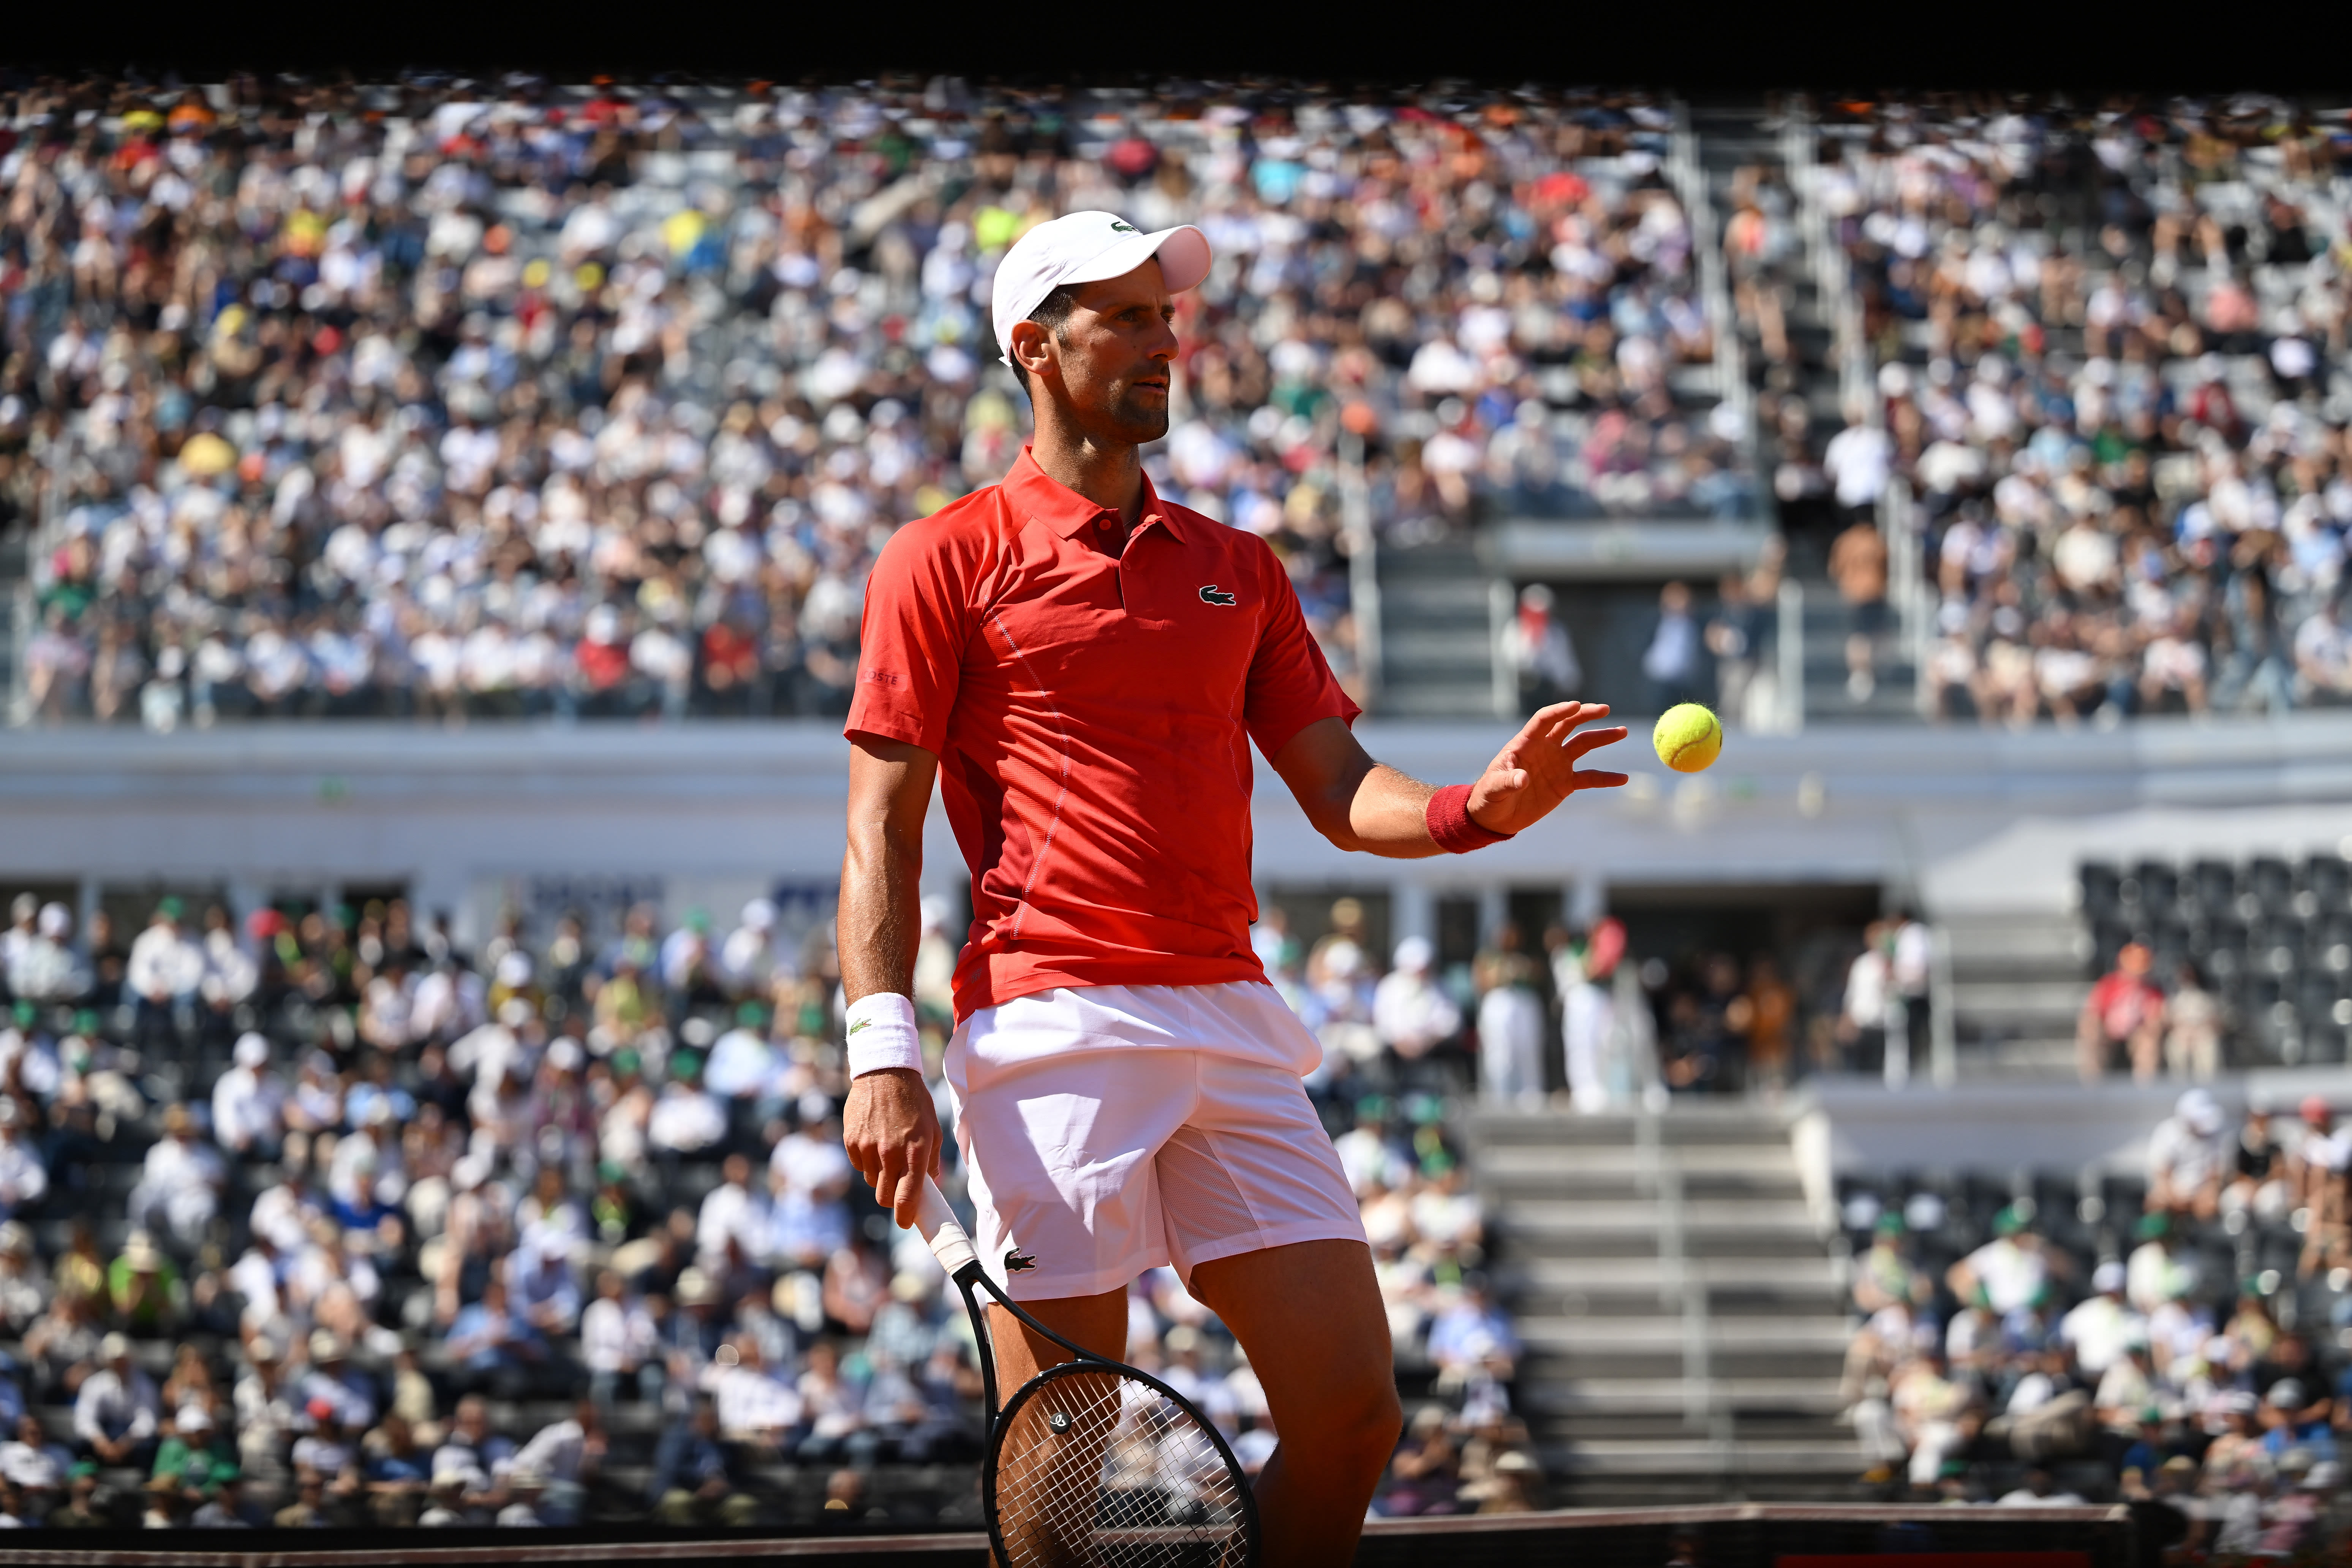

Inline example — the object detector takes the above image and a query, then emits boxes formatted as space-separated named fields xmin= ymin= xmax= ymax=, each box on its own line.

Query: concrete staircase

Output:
xmin=1374 ymin=539 xmax=1503 ymax=720
xmin=0 ymin=529 xmax=23 ymax=724
xmin=1470 ymin=1104 xmax=1859 ymax=1505
xmin=1946 ymin=912 xmax=2093 ymax=1080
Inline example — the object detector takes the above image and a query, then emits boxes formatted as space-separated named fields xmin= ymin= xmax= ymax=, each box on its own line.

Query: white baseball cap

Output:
xmin=991 ymin=210 xmax=1212 ymax=368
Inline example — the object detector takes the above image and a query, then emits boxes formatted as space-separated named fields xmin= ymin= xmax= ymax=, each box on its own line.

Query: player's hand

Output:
xmin=842 ymin=1066 xmax=944 ymax=1228
xmin=1465 ymin=701 xmax=1629 ymax=836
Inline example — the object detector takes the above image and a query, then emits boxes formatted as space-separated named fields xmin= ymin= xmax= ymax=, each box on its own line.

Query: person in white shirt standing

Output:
xmin=1560 ymin=919 xmax=1630 ymax=1113
xmin=1369 ymin=937 xmax=1459 ymax=1084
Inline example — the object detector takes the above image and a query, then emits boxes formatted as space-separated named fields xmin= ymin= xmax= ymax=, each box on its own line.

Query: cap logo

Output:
xmin=1108 ymin=220 xmax=1137 ymax=234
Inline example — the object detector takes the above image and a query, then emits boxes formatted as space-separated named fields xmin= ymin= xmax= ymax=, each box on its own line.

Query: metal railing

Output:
xmin=1880 ymin=478 xmax=1933 ymax=714
xmin=9 ymin=424 xmax=76 ymax=726
xmin=1775 ymin=578 xmax=1805 ymax=732
xmin=1670 ymin=104 xmax=1751 ymax=465
xmin=1487 ymin=578 xmax=1516 ymax=720
xmin=1782 ymin=106 xmax=1873 ymax=425
xmin=1338 ymin=430 xmax=1383 ymax=713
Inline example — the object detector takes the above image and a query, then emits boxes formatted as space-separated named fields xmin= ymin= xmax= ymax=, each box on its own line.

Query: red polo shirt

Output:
xmin=847 ymin=449 xmax=1358 ymax=1021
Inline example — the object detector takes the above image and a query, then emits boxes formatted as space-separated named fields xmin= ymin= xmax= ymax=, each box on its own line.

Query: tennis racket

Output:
xmin=915 ymin=1179 xmax=1259 ymax=1568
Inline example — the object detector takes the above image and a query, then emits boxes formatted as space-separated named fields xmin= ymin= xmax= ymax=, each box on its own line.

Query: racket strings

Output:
xmin=994 ymin=1367 xmax=1250 ymax=1567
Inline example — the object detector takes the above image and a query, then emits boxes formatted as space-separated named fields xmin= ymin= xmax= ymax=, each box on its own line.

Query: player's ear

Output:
xmin=1008 ymin=319 xmax=1054 ymax=388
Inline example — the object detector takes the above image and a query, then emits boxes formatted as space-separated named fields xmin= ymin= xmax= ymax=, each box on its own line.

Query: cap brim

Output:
xmin=1064 ymin=224 xmax=1212 ymax=297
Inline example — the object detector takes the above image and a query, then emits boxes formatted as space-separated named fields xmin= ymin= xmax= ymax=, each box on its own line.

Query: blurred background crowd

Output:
xmin=1809 ymin=97 xmax=2352 ymax=725
xmin=1835 ymin=1087 xmax=2352 ymax=1552
xmin=2 ymin=72 xmax=1748 ymax=727
xmin=0 ymin=882 xmax=1552 ymax=1527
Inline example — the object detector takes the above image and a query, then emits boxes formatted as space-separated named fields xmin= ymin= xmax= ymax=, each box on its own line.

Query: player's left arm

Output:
xmin=1269 ymin=704 xmax=1630 ymax=859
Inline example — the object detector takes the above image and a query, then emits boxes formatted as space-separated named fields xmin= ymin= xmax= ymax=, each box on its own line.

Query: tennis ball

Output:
xmin=1653 ymin=703 xmax=1722 ymax=773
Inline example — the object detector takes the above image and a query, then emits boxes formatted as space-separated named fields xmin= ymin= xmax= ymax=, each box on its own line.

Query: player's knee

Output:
xmin=1317 ymin=1373 xmax=1403 ymax=1477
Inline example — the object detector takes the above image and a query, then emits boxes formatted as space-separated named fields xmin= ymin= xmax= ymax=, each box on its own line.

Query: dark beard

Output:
xmin=1105 ymin=385 xmax=1171 ymax=444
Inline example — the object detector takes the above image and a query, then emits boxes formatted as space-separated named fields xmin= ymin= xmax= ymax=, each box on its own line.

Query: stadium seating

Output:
xmin=2078 ymin=850 xmax=2352 ymax=1069
xmin=0 ymin=76 xmax=1749 ymax=727
xmin=1812 ymin=98 xmax=2352 ymax=726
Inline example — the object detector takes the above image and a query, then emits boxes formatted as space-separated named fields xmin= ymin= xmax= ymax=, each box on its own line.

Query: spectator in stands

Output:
xmin=1839 ymin=921 xmax=1893 ymax=1080
xmin=7 ymin=904 xmax=87 ymax=1005
xmin=0 ymin=1104 xmax=47 ymax=1224
xmin=128 ymin=1103 xmax=226 ymax=1251
xmin=1504 ymin=585 xmax=1582 ymax=714
xmin=1371 ymin=938 xmax=1459 ymax=1085
xmin=2059 ymin=1262 xmax=2143 ymax=1381
xmin=2126 ymin=1214 xmax=2199 ymax=1315
xmin=1829 ymin=512 xmax=1890 ymax=704
xmin=1640 ymin=581 xmax=1705 ymax=712
xmin=1947 ymin=1206 xmax=2066 ymax=1317
xmin=1473 ymin=925 xmax=1546 ymax=1108
xmin=212 ymin=1034 xmax=285 ymax=1159
xmin=2079 ymin=942 xmax=2166 ymax=1083
xmin=125 ymin=901 xmax=204 ymax=1054
xmin=2224 ymin=1108 xmax=2290 ymax=1224
xmin=2148 ymin=1089 xmax=2230 ymax=1220
xmin=2163 ymin=966 xmax=2226 ymax=1083
xmin=2290 ymin=1097 xmax=2350 ymax=1279
xmin=75 ymin=1334 xmax=158 ymax=1466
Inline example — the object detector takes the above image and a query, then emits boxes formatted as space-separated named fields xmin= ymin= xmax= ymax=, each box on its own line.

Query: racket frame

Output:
xmin=918 ymin=1181 xmax=1261 ymax=1566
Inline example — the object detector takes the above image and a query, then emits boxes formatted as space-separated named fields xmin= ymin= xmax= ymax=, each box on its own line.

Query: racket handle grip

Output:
xmin=917 ymin=1177 xmax=980 ymax=1276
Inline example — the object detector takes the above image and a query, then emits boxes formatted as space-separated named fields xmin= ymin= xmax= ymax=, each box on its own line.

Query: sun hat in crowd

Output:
xmin=2178 ymin=1088 xmax=2223 ymax=1135
xmin=233 ymin=1032 xmax=270 ymax=1068
xmin=991 ymin=210 xmax=1212 ymax=368
xmin=2092 ymin=1260 xmax=2127 ymax=1293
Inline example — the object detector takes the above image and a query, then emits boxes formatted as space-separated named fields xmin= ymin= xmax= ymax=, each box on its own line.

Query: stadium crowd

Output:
xmin=1 ymin=73 xmax=1750 ymax=727
xmin=0 ymin=884 xmax=1535 ymax=1527
xmin=1838 ymin=1087 xmax=2352 ymax=1548
xmin=1816 ymin=97 xmax=2352 ymax=724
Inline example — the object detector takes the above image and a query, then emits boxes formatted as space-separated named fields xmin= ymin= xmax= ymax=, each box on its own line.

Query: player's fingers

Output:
xmin=894 ymin=1158 xmax=927 ymax=1227
xmin=1563 ymin=725 xmax=1631 ymax=759
xmin=873 ymin=1143 xmax=910 ymax=1214
xmin=1571 ymin=769 xmax=1631 ymax=790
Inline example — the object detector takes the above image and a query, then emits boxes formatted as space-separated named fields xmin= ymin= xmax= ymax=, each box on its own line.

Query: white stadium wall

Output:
xmin=3 ymin=714 xmax=2351 ymax=950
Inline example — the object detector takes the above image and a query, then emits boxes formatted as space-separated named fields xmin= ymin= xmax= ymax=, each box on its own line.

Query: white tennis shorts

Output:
xmin=944 ymin=981 xmax=1367 ymax=1301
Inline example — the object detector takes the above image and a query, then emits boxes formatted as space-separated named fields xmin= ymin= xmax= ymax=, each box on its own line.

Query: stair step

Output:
xmin=1503 ymin=1198 xmax=1815 ymax=1230
xmin=1538 ymin=1438 xmax=1863 ymax=1476
xmin=1522 ymin=1378 xmax=1849 ymax=1416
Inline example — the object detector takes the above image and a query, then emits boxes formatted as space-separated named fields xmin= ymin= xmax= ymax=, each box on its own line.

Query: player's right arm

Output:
xmin=840 ymin=733 xmax=945 ymax=1228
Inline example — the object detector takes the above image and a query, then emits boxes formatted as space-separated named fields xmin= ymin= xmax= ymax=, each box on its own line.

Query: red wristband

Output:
xmin=1426 ymin=783 xmax=1514 ymax=854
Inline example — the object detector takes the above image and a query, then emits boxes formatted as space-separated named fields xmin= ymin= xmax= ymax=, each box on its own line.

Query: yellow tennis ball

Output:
xmin=1653 ymin=703 xmax=1722 ymax=773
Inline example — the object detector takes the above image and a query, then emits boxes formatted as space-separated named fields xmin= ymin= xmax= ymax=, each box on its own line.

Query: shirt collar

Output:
xmin=1003 ymin=446 xmax=1192 ymax=545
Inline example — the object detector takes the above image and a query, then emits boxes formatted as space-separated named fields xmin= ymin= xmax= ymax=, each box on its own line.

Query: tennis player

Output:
xmin=841 ymin=210 xmax=1628 ymax=1566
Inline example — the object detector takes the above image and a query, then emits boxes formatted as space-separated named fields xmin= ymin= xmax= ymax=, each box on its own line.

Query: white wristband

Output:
xmin=845 ymin=991 xmax=924 ymax=1078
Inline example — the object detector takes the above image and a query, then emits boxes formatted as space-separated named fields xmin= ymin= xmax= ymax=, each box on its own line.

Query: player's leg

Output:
xmin=1188 ymin=1238 xmax=1401 ymax=1568
xmin=984 ymin=1290 xmax=1128 ymax=1387
xmin=1152 ymin=1014 xmax=1403 ymax=1568
xmin=982 ymin=1288 xmax=1130 ymax=1568
xmin=945 ymin=1003 xmax=1194 ymax=1562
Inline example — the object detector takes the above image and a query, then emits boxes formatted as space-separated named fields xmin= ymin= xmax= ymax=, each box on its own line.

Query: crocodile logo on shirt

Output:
xmin=1199 ymin=585 xmax=1238 ymax=606
xmin=1004 ymin=1247 xmax=1038 ymax=1274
